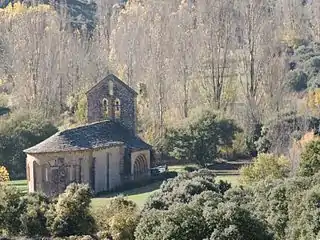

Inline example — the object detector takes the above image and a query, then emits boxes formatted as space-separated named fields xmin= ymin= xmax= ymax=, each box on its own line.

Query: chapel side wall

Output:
xmin=93 ymin=146 xmax=123 ymax=193
xmin=27 ymin=151 xmax=91 ymax=196
xmin=109 ymin=146 xmax=123 ymax=190
xmin=92 ymin=149 xmax=107 ymax=193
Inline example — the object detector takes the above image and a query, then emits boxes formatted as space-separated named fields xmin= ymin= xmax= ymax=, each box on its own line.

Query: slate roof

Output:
xmin=86 ymin=74 xmax=138 ymax=96
xmin=24 ymin=120 xmax=151 ymax=154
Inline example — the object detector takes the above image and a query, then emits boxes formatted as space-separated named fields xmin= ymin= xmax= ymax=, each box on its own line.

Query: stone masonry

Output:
xmin=86 ymin=74 xmax=137 ymax=133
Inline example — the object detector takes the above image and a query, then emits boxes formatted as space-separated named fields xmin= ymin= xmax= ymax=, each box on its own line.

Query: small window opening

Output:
xmin=108 ymin=81 xmax=114 ymax=96
xmin=102 ymin=98 xmax=108 ymax=114
xmin=114 ymin=98 xmax=121 ymax=118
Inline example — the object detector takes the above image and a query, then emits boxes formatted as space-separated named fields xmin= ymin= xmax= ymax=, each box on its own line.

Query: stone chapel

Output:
xmin=24 ymin=74 xmax=151 ymax=196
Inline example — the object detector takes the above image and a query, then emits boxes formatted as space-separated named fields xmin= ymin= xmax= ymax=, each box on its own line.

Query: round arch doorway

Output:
xmin=133 ymin=154 xmax=148 ymax=180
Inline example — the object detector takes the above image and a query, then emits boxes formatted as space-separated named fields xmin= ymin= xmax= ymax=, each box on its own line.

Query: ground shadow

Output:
xmin=95 ymin=181 xmax=162 ymax=199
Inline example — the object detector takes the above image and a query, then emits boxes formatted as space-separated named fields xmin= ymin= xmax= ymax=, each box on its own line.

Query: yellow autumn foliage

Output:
xmin=0 ymin=166 xmax=10 ymax=182
xmin=0 ymin=2 xmax=52 ymax=19
xmin=307 ymin=89 xmax=320 ymax=116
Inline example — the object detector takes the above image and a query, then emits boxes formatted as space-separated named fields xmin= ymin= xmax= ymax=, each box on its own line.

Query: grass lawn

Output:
xmin=8 ymin=179 xmax=28 ymax=193
xmin=92 ymin=181 xmax=161 ymax=209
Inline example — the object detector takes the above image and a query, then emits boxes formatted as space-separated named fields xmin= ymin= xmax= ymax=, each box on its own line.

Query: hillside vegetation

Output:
xmin=1 ymin=1 xmax=320 ymax=238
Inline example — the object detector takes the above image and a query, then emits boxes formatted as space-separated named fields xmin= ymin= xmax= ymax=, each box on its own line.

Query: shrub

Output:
xmin=0 ymin=112 xmax=58 ymax=179
xmin=255 ymin=126 xmax=271 ymax=153
xmin=164 ymin=111 xmax=241 ymax=166
xmin=135 ymin=204 xmax=208 ymax=240
xmin=143 ymin=169 xmax=231 ymax=212
xmin=0 ymin=166 xmax=9 ymax=182
xmin=19 ymin=192 xmax=50 ymax=237
xmin=299 ymin=139 xmax=320 ymax=176
xmin=46 ymin=183 xmax=96 ymax=237
xmin=286 ymin=69 xmax=308 ymax=91
xmin=93 ymin=197 xmax=139 ymax=240
xmin=204 ymin=202 xmax=273 ymax=240
xmin=136 ymin=170 xmax=272 ymax=240
xmin=0 ymin=185 xmax=24 ymax=235
xmin=240 ymin=153 xmax=290 ymax=184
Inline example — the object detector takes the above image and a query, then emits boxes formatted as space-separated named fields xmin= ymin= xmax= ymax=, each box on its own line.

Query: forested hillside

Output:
xmin=1 ymin=0 xmax=320 ymax=176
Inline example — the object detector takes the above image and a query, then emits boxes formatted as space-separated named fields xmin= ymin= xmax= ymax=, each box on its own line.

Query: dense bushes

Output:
xmin=255 ymin=111 xmax=320 ymax=154
xmin=136 ymin=169 xmax=273 ymax=240
xmin=93 ymin=197 xmax=139 ymax=240
xmin=47 ymin=184 xmax=95 ymax=237
xmin=136 ymin=169 xmax=320 ymax=240
xmin=0 ymin=112 xmax=58 ymax=179
xmin=286 ymin=41 xmax=320 ymax=91
xmin=143 ymin=169 xmax=231 ymax=212
xmin=0 ymin=183 xmax=96 ymax=238
xmin=164 ymin=111 xmax=241 ymax=166
xmin=19 ymin=193 xmax=50 ymax=237
xmin=0 ymin=184 xmax=24 ymax=235
xmin=299 ymin=139 xmax=320 ymax=176
xmin=240 ymin=154 xmax=290 ymax=184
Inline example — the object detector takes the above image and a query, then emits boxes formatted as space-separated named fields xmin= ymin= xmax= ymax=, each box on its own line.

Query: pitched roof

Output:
xmin=24 ymin=120 xmax=151 ymax=154
xmin=86 ymin=74 xmax=138 ymax=96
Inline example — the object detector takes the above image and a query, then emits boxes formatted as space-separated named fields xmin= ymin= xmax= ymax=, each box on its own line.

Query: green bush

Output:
xmin=0 ymin=185 xmax=24 ymax=235
xmin=286 ymin=69 xmax=308 ymax=91
xmin=92 ymin=197 xmax=139 ymax=240
xmin=0 ymin=111 xmax=58 ymax=179
xmin=136 ymin=170 xmax=272 ymax=240
xmin=243 ymin=174 xmax=320 ymax=240
xmin=46 ymin=183 xmax=96 ymax=237
xmin=164 ymin=111 xmax=241 ymax=166
xmin=240 ymin=153 xmax=290 ymax=184
xmin=143 ymin=169 xmax=231 ymax=212
xmin=19 ymin=192 xmax=50 ymax=237
xmin=135 ymin=204 xmax=208 ymax=240
xmin=299 ymin=140 xmax=320 ymax=176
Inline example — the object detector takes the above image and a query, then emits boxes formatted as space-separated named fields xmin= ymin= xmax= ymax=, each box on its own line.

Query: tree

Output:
xmin=143 ymin=169 xmax=231 ymax=212
xmin=195 ymin=0 xmax=235 ymax=110
xmin=92 ymin=197 xmax=139 ymax=240
xmin=299 ymin=139 xmax=320 ymax=176
xmin=164 ymin=111 xmax=240 ymax=166
xmin=240 ymin=153 xmax=290 ymax=184
xmin=0 ymin=184 xmax=24 ymax=235
xmin=136 ymin=169 xmax=272 ymax=240
xmin=46 ymin=183 xmax=96 ymax=237
xmin=0 ymin=111 xmax=58 ymax=179
xmin=19 ymin=192 xmax=50 ymax=237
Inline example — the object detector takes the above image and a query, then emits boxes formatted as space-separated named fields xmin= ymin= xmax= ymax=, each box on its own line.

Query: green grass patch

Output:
xmin=91 ymin=181 xmax=161 ymax=209
xmin=8 ymin=179 xmax=28 ymax=193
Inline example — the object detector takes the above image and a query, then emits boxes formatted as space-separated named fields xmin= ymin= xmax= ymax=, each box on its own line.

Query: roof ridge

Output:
xmin=86 ymin=74 xmax=138 ymax=95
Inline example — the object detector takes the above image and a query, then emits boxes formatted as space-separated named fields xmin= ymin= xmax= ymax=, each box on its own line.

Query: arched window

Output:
xmin=102 ymin=98 xmax=108 ymax=115
xmin=108 ymin=81 xmax=114 ymax=96
xmin=114 ymin=98 xmax=121 ymax=118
